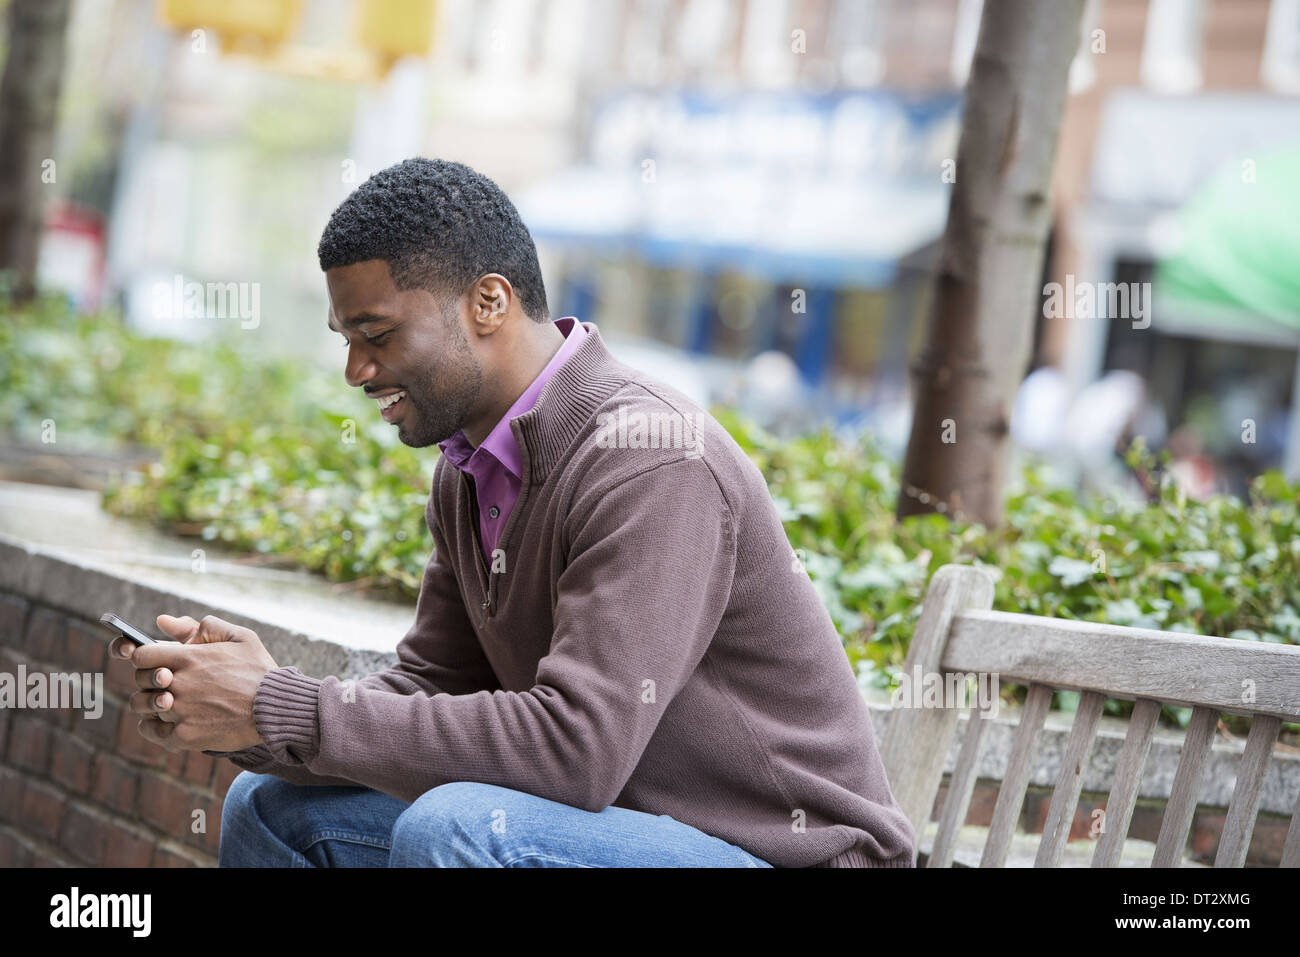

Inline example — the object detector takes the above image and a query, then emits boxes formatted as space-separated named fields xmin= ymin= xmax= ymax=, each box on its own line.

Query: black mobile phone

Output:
xmin=98 ymin=613 xmax=159 ymax=646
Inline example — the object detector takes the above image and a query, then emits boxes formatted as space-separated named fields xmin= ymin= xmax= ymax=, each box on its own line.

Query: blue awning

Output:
xmin=513 ymin=89 xmax=960 ymax=289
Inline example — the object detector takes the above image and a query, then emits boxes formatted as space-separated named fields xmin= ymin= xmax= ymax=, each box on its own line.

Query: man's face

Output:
xmin=325 ymin=259 xmax=483 ymax=448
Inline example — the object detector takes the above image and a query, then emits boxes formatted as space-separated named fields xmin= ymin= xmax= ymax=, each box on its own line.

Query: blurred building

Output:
xmin=1045 ymin=0 xmax=1300 ymax=492
xmin=32 ymin=0 xmax=1300 ymax=476
xmin=455 ymin=0 xmax=1300 ymax=467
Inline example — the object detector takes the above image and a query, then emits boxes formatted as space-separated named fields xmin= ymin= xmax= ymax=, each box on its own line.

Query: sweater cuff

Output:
xmin=812 ymin=847 xmax=916 ymax=868
xmin=252 ymin=666 xmax=324 ymax=765
xmin=201 ymin=743 xmax=273 ymax=764
xmin=203 ymin=744 xmax=277 ymax=770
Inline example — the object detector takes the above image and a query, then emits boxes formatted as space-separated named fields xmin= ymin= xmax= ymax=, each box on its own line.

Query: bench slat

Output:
xmin=1036 ymin=690 xmax=1105 ymax=866
xmin=942 ymin=611 xmax=1300 ymax=721
xmin=929 ymin=707 xmax=990 ymax=868
xmin=881 ymin=565 xmax=995 ymax=858
xmin=1152 ymin=707 xmax=1219 ymax=867
xmin=981 ymin=683 xmax=1053 ymax=867
xmin=1282 ymin=786 xmax=1300 ymax=868
xmin=1092 ymin=697 xmax=1161 ymax=867
xmin=1215 ymin=715 xmax=1281 ymax=867
xmin=887 ymin=565 xmax=1300 ymax=868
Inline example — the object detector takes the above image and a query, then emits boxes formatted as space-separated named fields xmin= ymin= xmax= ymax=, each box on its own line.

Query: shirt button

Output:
xmin=489 ymin=506 xmax=500 ymax=519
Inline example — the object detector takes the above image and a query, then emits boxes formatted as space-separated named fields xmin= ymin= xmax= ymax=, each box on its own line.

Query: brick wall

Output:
xmin=0 ymin=592 xmax=240 ymax=867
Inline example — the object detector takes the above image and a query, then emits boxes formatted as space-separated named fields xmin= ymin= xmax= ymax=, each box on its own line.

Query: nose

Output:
xmin=342 ymin=342 xmax=379 ymax=390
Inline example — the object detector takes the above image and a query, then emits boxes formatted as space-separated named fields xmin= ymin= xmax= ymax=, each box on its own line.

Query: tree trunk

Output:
xmin=0 ymin=0 xmax=72 ymax=302
xmin=897 ymin=0 xmax=1085 ymax=526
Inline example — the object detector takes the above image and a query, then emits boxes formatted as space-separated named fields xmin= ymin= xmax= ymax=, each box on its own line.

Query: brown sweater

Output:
xmin=211 ymin=323 xmax=915 ymax=867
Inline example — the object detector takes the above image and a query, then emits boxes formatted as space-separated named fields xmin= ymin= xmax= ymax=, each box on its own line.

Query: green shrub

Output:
xmin=717 ymin=409 xmax=1300 ymax=734
xmin=5 ymin=294 xmax=1299 ymax=736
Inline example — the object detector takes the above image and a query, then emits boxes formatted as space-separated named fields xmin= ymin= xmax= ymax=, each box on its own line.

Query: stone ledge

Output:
xmin=0 ymin=479 xmax=419 ymax=657
xmin=0 ymin=533 xmax=400 ymax=680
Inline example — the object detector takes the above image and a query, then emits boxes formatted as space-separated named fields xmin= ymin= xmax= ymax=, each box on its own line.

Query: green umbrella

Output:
xmin=1156 ymin=145 xmax=1300 ymax=332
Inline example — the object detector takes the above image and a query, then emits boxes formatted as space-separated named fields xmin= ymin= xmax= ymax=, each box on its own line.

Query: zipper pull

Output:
xmin=480 ymin=599 xmax=490 ymax=627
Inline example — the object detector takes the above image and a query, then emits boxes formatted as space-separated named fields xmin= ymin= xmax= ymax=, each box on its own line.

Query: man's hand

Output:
xmin=111 ymin=614 xmax=279 ymax=753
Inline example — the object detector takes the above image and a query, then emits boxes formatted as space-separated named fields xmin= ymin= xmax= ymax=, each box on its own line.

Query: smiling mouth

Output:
xmin=375 ymin=390 xmax=408 ymax=422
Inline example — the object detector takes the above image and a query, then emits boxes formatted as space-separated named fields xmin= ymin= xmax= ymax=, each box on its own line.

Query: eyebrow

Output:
xmin=327 ymin=312 xmax=390 ymax=334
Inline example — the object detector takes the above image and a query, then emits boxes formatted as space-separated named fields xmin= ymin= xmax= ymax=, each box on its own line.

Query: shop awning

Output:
xmin=1155 ymin=146 xmax=1300 ymax=333
xmin=511 ymin=89 xmax=961 ymax=290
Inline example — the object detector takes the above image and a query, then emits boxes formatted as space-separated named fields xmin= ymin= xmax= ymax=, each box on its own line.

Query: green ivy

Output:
xmin=716 ymin=409 xmax=1300 ymax=737
xmin=5 ymin=294 xmax=1298 ymax=737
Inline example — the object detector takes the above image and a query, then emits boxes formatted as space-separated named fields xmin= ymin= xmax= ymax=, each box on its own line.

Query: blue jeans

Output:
xmin=219 ymin=771 xmax=774 ymax=868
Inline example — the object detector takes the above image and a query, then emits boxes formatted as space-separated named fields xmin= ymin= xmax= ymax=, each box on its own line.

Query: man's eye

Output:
xmin=339 ymin=331 xmax=392 ymax=347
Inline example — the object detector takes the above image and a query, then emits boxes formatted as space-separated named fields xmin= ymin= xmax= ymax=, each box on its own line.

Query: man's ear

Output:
xmin=471 ymin=274 xmax=513 ymax=329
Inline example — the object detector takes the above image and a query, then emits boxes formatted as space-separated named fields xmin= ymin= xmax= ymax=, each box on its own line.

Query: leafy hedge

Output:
xmin=0 ymin=295 xmax=432 ymax=590
xmin=722 ymin=409 xmax=1300 ymax=733
xmin=5 ymin=295 xmax=1299 ymax=735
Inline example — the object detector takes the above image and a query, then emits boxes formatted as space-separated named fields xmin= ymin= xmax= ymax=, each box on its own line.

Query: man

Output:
xmin=113 ymin=157 xmax=915 ymax=868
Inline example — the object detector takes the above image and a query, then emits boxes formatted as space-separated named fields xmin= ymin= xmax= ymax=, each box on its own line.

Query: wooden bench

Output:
xmin=880 ymin=564 xmax=1300 ymax=867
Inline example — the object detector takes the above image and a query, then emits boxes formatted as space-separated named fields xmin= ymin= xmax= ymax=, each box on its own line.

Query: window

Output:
xmin=950 ymin=0 xmax=982 ymax=88
xmin=1140 ymin=0 xmax=1205 ymax=94
xmin=675 ymin=0 xmax=737 ymax=77
xmin=1068 ymin=0 xmax=1102 ymax=94
xmin=1262 ymin=0 xmax=1300 ymax=94
xmin=741 ymin=0 xmax=795 ymax=87
xmin=832 ymin=0 xmax=888 ymax=88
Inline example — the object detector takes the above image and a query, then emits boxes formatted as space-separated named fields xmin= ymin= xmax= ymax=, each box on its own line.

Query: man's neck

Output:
xmin=463 ymin=321 xmax=565 ymax=447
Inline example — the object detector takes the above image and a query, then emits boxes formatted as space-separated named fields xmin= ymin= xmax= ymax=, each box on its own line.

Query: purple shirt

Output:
xmin=437 ymin=316 xmax=588 ymax=563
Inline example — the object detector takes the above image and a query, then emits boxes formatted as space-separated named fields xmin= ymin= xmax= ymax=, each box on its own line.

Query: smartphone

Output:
xmin=98 ymin=613 xmax=159 ymax=646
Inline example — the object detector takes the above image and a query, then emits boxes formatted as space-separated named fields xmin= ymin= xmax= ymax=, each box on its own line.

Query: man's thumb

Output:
xmin=157 ymin=614 xmax=201 ymax=642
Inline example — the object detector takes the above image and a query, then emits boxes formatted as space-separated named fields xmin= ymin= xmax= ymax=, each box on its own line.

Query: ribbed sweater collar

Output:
xmin=506 ymin=322 xmax=630 ymax=485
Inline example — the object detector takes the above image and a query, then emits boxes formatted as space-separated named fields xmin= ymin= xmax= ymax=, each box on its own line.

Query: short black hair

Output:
xmin=318 ymin=157 xmax=549 ymax=322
